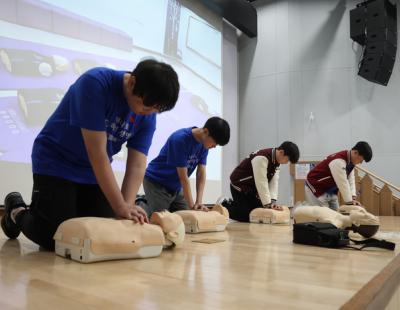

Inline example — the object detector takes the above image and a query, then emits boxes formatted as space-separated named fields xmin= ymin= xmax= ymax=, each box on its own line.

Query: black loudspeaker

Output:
xmin=366 ymin=0 xmax=397 ymax=32
xmin=358 ymin=41 xmax=397 ymax=86
xmin=350 ymin=6 xmax=367 ymax=45
xmin=367 ymin=27 xmax=397 ymax=46
xmin=356 ymin=0 xmax=398 ymax=86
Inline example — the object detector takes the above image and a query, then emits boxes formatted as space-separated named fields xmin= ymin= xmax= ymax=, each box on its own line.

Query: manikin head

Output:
xmin=150 ymin=210 xmax=185 ymax=247
xmin=348 ymin=208 xmax=379 ymax=238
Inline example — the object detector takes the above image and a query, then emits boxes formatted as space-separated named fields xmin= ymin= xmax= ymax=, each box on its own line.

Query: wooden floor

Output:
xmin=0 ymin=217 xmax=399 ymax=310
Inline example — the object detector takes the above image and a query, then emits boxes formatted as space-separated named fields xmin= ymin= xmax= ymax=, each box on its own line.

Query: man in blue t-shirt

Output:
xmin=142 ymin=117 xmax=230 ymax=216
xmin=1 ymin=60 xmax=180 ymax=250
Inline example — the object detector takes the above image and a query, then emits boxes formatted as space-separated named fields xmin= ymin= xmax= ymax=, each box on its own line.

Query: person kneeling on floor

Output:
xmin=142 ymin=117 xmax=230 ymax=217
xmin=304 ymin=141 xmax=372 ymax=211
xmin=1 ymin=60 xmax=180 ymax=250
xmin=225 ymin=141 xmax=300 ymax=222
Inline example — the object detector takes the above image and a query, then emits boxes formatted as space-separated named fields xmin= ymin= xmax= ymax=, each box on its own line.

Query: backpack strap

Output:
xmin=347 ymin=238 xmax=396 ymax=251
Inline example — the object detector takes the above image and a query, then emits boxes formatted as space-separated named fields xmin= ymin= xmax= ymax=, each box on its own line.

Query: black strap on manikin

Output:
xmin=347 ymin=238 xmax=396 ymax=251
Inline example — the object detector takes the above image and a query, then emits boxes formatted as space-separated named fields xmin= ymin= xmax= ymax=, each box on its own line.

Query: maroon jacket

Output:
xmin=306 ymin=150 xmax=354 ymax=198
xmin=230 ymin=148 xmax=280 ymax=194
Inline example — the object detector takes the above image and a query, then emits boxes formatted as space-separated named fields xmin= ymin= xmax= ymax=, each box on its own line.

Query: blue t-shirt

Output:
xmin=145 ymin=127 xmax=208 ymax=192
xmin=32 ymin=67 xmax=156 ymax=184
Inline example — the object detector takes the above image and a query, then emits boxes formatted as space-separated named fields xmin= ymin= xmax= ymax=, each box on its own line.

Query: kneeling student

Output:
xmin=142 ymin=117 xmax=230 ymax=216
xmin=226 ymin=141 xmax=300 ymax=222
xmin=305 ymin=141 xmax=372 ymax=210
xmin=1 ymin=60 xmax=180 ymax=250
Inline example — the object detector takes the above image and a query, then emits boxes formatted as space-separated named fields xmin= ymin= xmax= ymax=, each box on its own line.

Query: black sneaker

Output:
xmin=1 ymin=192 xmax=26 ymax=239
xmin=216 ymin=197 xmax=233 ymax=209
xmin=135 ymin=194 xmax=147 ymax=208
xmin=221 ymin=199 xmax=233 ymax=209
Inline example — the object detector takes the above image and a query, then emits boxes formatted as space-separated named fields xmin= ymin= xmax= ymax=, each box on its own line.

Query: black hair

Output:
xmin=352 ymin=141 xmax=373 ymax=162
xmin=203 ymin=117 xmax=230 ymax=146
xmin=277 ymin=141 xmax=300 ymax=163
xmin=131 ymin=59 xmax=179 ymax=112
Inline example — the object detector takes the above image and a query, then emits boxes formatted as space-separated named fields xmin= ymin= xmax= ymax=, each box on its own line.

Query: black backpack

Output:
xmin=293 ymin=222 xmax=395 ymax=250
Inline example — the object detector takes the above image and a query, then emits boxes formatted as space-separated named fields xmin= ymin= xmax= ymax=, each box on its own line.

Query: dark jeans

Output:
xmin=227 ymin=184 xmax=263 ymax=222
xmin=16 ymin=174 xmax=114 ymax=250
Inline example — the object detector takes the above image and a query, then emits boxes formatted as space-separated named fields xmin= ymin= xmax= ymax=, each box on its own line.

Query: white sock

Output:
xmin=10 ymin=207 xmax=25 ymax=224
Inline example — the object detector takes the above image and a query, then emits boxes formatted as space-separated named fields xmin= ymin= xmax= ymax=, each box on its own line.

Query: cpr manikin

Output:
xmin=54 ymin=210 xmax=185 ymax=263
xmin=338 ymin=204 xmax=366 ymax=215
xmin=293 ymin=205 xmax=379 ymax=238
xmin=249 ymin=206 xmax=291 ymax=224
xmin=175 ymin=204 xmax=229 ymax=233
xmin=149 ymin=210 xmax=185 ymax=246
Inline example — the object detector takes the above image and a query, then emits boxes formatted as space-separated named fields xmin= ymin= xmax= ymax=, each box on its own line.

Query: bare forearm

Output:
xmin=121 ymin=166 xmax=145 ymax=204
xmin=121 ymin=149 xmax=147 ymax=204
xmin=195 ymin=170 xmax=206 ymax=204
xmin=81 ymin=129 xmax=149 ymax=222
xmin=89 ymin=152 xmax=125 ymax=212
xmin=181 ymin=177 xmax=195 ymax=208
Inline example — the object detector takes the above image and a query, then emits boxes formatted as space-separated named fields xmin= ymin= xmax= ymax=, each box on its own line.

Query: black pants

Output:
xmin=227 ymin=185 xmax=263 ymax=222
xmin=16 ymin=174 xmax=114 ymax=250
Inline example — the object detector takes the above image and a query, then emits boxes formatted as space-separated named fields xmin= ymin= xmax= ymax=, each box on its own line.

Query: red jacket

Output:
xmin=306 ymin=150 xmax=355 ymax=200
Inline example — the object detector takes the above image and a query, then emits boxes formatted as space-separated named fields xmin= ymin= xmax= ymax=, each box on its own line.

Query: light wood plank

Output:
xmin=373 ymin=189 xmax=381 ymax=216
xmin=340 ymin=253 xmax=400 ymax=310
xmin=356 ymin=166 xmax=400 ymax=193
xmin=0 ymin=217 xmax=399 ymax=309
xmin=380 ymin=185 xmax=394 ymax=216
xmin=395 ymin=199 xmax=400 ymax=217
xmin=360 ymin=175 xmax=374 ymax=214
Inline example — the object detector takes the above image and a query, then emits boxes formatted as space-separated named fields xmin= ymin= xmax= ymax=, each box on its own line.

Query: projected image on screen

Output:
xmin=0 ymin=0 xmax=222 ymax=180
